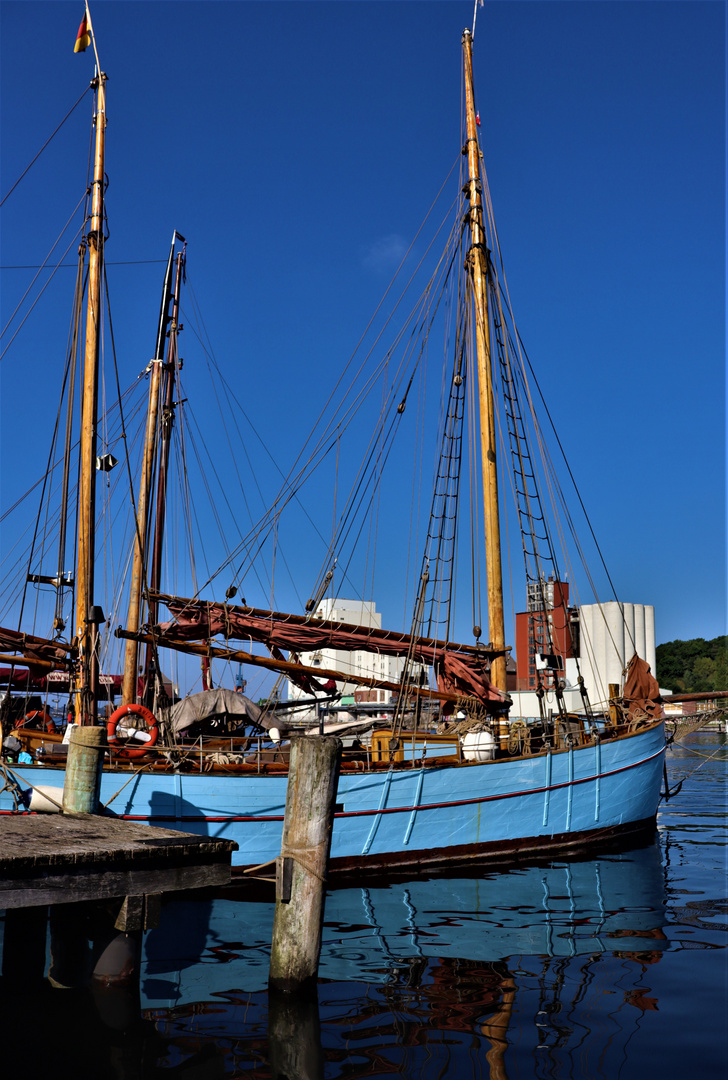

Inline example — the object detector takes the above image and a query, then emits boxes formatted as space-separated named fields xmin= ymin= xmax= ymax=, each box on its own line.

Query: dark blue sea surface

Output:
xmin=141 ymin=731 xmax=728 ymax=1078
xmin=1 ymin=731 xmax=726 ymax=1078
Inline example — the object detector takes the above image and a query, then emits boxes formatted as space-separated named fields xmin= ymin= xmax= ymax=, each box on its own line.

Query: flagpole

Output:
xmin=85 ymin=1 xmax=102 ymax=76
xmin=472 ymin=0 xmax=484 ymax=40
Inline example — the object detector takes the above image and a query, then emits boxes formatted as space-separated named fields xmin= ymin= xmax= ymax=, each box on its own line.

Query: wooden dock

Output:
xmin=0 ymin=813 xmax=237 ymax=911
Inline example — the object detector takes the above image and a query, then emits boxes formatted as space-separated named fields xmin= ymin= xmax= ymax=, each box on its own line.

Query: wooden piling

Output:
xmin=268 ymin=986 xmax=324 ymax=1080
xmin=268 ymin=735 xmax=341 ymax=993
xmin=62 ymin=724 xmax=106 ymax=814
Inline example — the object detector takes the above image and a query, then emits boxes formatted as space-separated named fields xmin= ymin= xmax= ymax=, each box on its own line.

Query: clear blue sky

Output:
xmin=1 ymin=0 xmax=725 ymax=695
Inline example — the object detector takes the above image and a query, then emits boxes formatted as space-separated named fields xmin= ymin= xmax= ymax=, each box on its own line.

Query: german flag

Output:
xmin=74 ymin=12 xmax=91 ymax=53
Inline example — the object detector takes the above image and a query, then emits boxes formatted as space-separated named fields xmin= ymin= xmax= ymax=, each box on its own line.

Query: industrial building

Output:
xmin=286 ymin=587 xmax=657 ymax=719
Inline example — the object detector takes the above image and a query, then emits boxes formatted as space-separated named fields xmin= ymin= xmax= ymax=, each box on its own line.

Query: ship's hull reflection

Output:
xmin=143 ymin=838 xmax=667 ymax=1006
xmin=0 ymin=839 xmax=668 ymax=1078
xmin=136 ymin=839 xmax=668 ymax=1078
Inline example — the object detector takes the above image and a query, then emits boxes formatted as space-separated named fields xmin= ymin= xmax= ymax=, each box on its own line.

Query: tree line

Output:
xmin=656 ymin=636 xmax=728 ymax=694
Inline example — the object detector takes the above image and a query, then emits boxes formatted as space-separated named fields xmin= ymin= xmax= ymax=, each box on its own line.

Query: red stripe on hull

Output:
xmin=112 ymin=743 xmax=664 ymax=825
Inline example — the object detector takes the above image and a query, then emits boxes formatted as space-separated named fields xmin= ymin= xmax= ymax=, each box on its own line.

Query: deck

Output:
xmin=0 ymin=813 xmax=237 ymax=910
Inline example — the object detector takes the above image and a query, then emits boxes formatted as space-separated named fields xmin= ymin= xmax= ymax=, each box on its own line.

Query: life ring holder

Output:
xmin=24 ymin=709 xmax=57 ymax=734
xmin=107 ymin=703 xmax=159 ymax=760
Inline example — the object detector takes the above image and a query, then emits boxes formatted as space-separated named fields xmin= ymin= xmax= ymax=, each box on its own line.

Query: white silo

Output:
xmin=578 ymin=602 xmax=656 ymax=707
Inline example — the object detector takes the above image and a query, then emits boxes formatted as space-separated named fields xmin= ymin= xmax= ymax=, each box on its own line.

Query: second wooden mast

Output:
xmin=462 ymin=28 xmax=507 ymax=692
xmin=74 ymin=71 xmax=107 ymax=724
xmin=121 ymin=235 xmax=185 ymax=707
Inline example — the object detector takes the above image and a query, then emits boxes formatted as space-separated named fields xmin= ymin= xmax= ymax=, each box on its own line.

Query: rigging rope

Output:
xmin=481 ymin=162 xmax=632 ymax=681
xmin=0 ymin=85 xmax=92 ymax=208
xmin=0 ymin=200 xmax=87 ymax=360
xmin=183 ymin=176 xmax=462 ymax=603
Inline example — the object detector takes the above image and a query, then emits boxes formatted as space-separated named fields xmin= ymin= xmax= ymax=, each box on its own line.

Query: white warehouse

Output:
xmin=286 ymin=597 xmax=413 ymax=710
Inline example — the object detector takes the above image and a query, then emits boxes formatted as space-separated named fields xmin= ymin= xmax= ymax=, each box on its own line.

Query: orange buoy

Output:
xmin=24 ymin=709 xmax=57 ymax=734
xmin=107 ymin=703 xmax=159 ymax=760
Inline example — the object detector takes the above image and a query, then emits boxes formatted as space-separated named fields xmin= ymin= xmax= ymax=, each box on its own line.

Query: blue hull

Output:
xmin=1 ymin=722 xmax=665 ymax=873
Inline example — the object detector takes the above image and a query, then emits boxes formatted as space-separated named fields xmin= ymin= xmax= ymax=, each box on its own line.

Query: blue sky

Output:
xmin=0 ymin=1 xmax=725 ymax=697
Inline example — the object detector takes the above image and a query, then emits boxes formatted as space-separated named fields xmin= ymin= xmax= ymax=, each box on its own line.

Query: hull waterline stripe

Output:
xmin=111 ymin=743 xmax=665 ymax=825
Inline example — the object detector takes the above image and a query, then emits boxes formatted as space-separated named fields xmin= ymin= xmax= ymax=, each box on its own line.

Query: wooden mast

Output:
xmin=74 ymin=72 xmax=107 ymax=724
xmin=462 ymin=29 xmax=507 ymax=692
xmin=141 ymin=246 xmax=185 ymax=704
xmin=121 ymin=235 xmax=180 ymax=705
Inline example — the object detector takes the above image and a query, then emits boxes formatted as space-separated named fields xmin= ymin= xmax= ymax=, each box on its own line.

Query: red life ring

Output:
xmin=24 ymin=710 xmax=57 ymax=734
xmin=107 ymin=703 xmax=159 ymax=759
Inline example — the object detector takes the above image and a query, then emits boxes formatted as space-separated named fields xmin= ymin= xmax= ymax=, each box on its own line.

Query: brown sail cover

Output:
xmin=622 ymin=653 xmax=663 ymax=720
xmin=0 ymin=625 xmax=71 ymax=674
xmin=156 ymin=598 xmax=508 ymax=709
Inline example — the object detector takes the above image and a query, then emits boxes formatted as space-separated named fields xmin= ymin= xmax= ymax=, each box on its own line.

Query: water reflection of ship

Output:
xmin=143 ymin=839 xmax=666 ymax=1004
xmin=140 ymin=840 xmax=668 ymax=1075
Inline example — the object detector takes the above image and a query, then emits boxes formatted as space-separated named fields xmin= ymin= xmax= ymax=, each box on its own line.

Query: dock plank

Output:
xmin=0 ymin=813 xmax=238 ymax=909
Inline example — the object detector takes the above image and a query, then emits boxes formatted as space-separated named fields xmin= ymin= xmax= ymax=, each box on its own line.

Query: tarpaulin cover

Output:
xmin=163 ymin=688 xmax=263 ymax=735
xmin=622 ymin=653 xmax=663 ymax=720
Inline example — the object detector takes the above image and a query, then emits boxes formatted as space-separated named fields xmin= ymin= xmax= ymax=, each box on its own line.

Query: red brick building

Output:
xmin=514 ymin=578 xmax=577 ymax=691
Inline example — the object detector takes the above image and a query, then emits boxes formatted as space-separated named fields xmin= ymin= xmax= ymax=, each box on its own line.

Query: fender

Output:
xmin=24 ymin=709 xmax=57 ymax=734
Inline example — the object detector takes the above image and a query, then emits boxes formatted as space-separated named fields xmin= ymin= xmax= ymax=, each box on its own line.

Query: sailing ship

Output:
xmin=0 ymin=27 xmax=667 ymax=874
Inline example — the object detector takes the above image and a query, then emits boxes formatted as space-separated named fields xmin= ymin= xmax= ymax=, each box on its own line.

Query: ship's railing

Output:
xmin=4 ymin=712 xmax=663 ymax=774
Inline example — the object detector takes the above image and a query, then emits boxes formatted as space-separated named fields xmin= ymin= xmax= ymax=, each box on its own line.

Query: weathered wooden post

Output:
xmin=268 ymin=735 xmax=341 ymax=993
xmin=268 ymin=986 xmax=324 ymax=1080
xmin=62 ymin=724 xmax=106 ymax=814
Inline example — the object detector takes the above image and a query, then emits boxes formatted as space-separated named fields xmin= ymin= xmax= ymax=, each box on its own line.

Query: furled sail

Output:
xmin=149 ymin=593 xmax=510 ymax=711
xmin=0 ymin=625 xmax=72 ymax=675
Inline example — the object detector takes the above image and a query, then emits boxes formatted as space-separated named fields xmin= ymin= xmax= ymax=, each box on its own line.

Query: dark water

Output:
xmin=2 ymin=732 xmax=726 ymax=1078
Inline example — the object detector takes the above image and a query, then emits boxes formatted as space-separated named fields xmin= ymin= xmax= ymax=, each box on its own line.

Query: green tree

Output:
xmin=656 ymin=636 xmax=728 ymax=693
xmin=714 ymin=647 xmax=728 ymax=692
xmin=691 ymin=656 xmax=716 ymax=693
